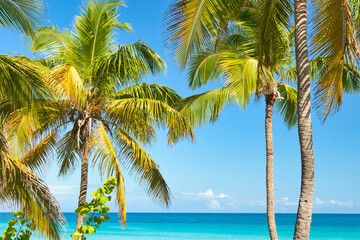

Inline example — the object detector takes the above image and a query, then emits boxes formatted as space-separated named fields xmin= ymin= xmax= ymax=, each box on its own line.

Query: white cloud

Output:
xmin=180 ymin=189 xmax=230 ymax=209
xmin=198 ymin=189 xmax=215 ymax=198
xmin=313 ymin=198 xmax=353 ymax=208
xmin=315 ymin=198 xmax=325 ymax=205
xmin=278 ymin=196 xmax=297 ymax=206
xmin=216 ymin=193 xmax=229 ymax=199
xmin=49 ymin=185 xmax=77 ymax=195
xmin=330 ymin=200 xmax=353 ymax=208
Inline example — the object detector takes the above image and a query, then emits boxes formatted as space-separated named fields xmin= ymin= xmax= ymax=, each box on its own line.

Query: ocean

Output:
xmin=0 ymin=213 xmax=359 ymax=239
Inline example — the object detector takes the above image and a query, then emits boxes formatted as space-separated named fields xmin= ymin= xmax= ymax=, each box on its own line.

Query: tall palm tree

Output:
xmin=166 ymin=2 xmax=296 ymax=239
xmin=293 ymin=0 xmax=360 ymax=238
xmin=7 ymin=0 xmax=194 ymax=232
xmin=292 ymin=1 xmax=314 ymax=238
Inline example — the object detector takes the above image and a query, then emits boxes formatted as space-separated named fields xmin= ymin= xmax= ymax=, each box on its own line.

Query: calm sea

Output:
xmin=0 ymin=213 xmax=359 ymax=239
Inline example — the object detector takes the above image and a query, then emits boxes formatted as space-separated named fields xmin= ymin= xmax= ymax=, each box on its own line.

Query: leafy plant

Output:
xmin=0 ymin=211 xmax=36 ymax=240
xmin=71 ymin=177 xmax=117 ymax=240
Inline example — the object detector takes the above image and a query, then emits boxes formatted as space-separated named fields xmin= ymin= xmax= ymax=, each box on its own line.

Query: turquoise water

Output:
xmin=0 ymin=213 xmax=359 ymax=239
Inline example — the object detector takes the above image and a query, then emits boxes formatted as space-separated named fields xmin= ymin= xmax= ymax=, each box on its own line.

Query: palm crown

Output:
xmin=8 ymin=0 xmax=194 ymax=229
xmin=170 ymin=1 xmax=298 ymax=127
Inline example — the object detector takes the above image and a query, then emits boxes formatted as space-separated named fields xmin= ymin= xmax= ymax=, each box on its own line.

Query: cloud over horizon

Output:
xmin=180 ymin=189 xmax=230 ymax=209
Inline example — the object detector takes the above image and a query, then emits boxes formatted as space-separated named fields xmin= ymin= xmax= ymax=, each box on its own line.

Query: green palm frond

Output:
xmin=0 ymin=55 xmax=47 ymax=105
xmin=57 ymin=128 xmax=80 ymax=178
xmin=187 ymin=49 xmax=223 ymax=89
xmin=275 ymin=84 xmax=297 ymax=128
xmin=107 ymin=98 xmax=194 ymax=144
xmin=103 ymin=113 xmax=157 ymax=146
xmin=176 ymin=86 xmax=234 ymax=127
xmin=112 ymin=83 xmax=182 ymax=107
xmin=112 ymin=126 xmax=171 ymax=207
xmin=93 ymin=41 xmax=166 ymax=93
xmin=6 ymin=110 xmax=40 ymax=158
xmin=74 ymin=0 xmax=128 ymax=69
xmin=31 ymin=26 xmax=75 ymax=60
xmin=256 ymin=0 xmax=293 ymax=68
xmin=0 ymin=125 xmax=64 ymax=240
xmin=19 ymin=130 xmax=58 ymax=175
xmin=90 ymin=123 xmax=126 ymax=224
xmin=47 ymin=65 xmax=86 ymax=106
xmin=278 ymin=65 xmax=297 ymax=84
xmin=0 ymin=158 xmax=65 ymax=240
xmin=342 ymin=62 xmax=360 ymax=93
xmin=36 ymin=57 xmax=63 ymax=69
xmin=220 ymin=53 xmax=266 ymax=108
xmin=164 ymin=0 xmax=244 ymax=67
xmin=312 ymin=0 xmax=360 ymax=118
xmin=0 ymin=0 xmax=44 ymax=35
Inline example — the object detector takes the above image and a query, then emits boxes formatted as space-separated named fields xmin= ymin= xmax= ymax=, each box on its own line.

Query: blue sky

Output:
xmin=0 ymin=0 xmax=359 ymax=214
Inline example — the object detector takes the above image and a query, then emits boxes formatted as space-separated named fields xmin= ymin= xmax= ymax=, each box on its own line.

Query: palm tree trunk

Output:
xmin=293 ymin=0 xmax=315 ymax=239
xmin=265 ymin=96 xmax=278 ymax=240
xmin=75 ymin=120 xmax=91 ymax=231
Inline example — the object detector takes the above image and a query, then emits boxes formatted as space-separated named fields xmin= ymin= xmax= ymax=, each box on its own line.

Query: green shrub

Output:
xmin=0 ymin=211 xmax=36 ymax=240
xmin=71 ymin=176 xmax=117 ymax=240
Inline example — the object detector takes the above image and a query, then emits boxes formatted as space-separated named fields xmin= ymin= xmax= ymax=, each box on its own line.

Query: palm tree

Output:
xmin=0 ymin=55 xmax=65 ymax=240
xmin=7 ymin=0 xmax=194 ymax=232
xmin=165 ymin=1 xmax=360 ymax=239
xmin=292 ymin=1 xmax=314 ymax=238
xmin=166 ymin=2 xmax=296 ymax=239
xmin=0 ymin=0 xmax=44 ymax=35
xmin=293 ymin=0 xmax=360 ymax=238
xmin=0 ymin=1 xmax=66 ymax=239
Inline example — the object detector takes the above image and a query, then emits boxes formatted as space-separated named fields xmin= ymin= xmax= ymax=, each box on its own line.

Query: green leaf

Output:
xmin=99 ymin=205 xmax=110 ymax=214
xmin=99 ymin=196 xmax=108 ymax=204
xmin=13 ymin=212 xmax=23 ymax=218
xmin=70 ymin=231 xmax=83 ymax=239
xmin=7 ymin=220 xmax=17 ymax=227
xmin=99 ymin=215 xmax=110 ymax=222
xmin=86 ymin=226 xmax=96 ymax=234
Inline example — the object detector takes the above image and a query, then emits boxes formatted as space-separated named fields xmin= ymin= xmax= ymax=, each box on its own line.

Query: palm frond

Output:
xmin=57 ymin=127 xmax=80 ymax=178
xmin=93 ymin=41 xmax=166 ymax=94
xmin=275 ymin=84 xmax=297 ymax=128
xmin=220 ymin=53 xmax=266 ymax=107
xmin=112 ymin=83 xmax=182 ymax=107
xmin=256 ymin=0 xmax=293 ymax=68
xmin=0 ymin=55 xmax=47 ymax=105
xmin=164 ymin=0 xmax=244 ymax=67
xmin=90 ymin=123 xmax=126 ymax=224
xmin=0 ymin=138 xmax=65 ymax=240
xmin=74 ymin=0 xmax=128 ymax=69
xmin=112 ymin=126 xmax=171 ymax=207
xmin=31 ymin=26 xmax=75 ymax=60
xmin=0 ymin=0 xmax=44 ymax=35
xmin=176 ymin=86 xmax=234 ymax=127
xmin=48 ymin=65 xmax=86 ymax=106
xmin=107 ymin=98 xmax=194 ymax=144
xmin=19 ymin=130 xmax=58 ymax=175
xmin=187 ymin=49 xmax=223 ymax=89
xmin=312 ymin=0 xmax=360 ymax=118
xmin=342 ymin=62 xmax=360 ymax=93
